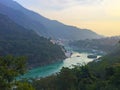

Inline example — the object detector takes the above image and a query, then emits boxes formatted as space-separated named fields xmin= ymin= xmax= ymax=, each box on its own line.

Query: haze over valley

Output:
xmin=0 ymin=0 xmax=120 ymax=90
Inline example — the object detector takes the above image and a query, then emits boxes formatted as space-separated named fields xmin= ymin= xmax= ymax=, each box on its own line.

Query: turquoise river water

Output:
xmin=19 ymin=51 xmax=100 ymax=79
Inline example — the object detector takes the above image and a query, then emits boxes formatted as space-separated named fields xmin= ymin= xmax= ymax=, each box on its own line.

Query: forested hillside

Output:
xmin=31 ymin=42 xmax=120 ymax=90
xmin=0 ymin=14 xmax=66 ymax=68
xmin=70 ymin=37 xmax=120 ymax=53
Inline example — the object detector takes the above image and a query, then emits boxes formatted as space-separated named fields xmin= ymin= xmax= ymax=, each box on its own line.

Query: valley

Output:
xmin=0 ymin=0 xmax=120 ymax=90
xmin=20 ymin=47 xmax=102 ymax=79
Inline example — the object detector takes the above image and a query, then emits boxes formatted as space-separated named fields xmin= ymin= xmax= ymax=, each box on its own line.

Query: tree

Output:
xmin=57 ymin=67 xmax=77 ymax=90
xmin=0 ymin=55 xmax=26 ymax=90
xmin=118 ymin=40 xmax=120 ymax=44
xmin=16 ymin=82 xmax=35 ymax=90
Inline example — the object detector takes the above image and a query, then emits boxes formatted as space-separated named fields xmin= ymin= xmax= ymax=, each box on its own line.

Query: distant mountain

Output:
xmin=0 ymin=13 xmax=66 ymax=68
xmin=0 ymin=2 xmax=48 ymax=37
xmin=0 ymin=0 xmax=102 ymax=40
xmin=70 ymin=36 xmax=120 ymax=53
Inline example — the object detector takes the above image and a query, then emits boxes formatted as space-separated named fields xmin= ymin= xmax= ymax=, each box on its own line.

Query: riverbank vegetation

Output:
xmin=31 ymin=42 xmax=120 ymax=90
xmin=0 ymin=42 xmax=120 ymax=90
xmin=32 ymin=63 xmax=120 ymax=90
xmin=0 ymin=55 xmax=36 ymax=90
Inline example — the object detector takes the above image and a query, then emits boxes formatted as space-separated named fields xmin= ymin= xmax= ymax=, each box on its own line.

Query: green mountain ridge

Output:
xmin=70 ymin=36 xmax=120 ymax=53
xmin=0 ymin=14 xmax=66 ymax=68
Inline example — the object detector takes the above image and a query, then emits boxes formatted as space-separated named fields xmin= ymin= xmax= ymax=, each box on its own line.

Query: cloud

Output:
xmin=27 ymin=0 xmax=103 ymax=11
xmin=15 ymin=0 xmax=103 ymax=11
xmin=15 ymin=0 xmax=120 ymax=36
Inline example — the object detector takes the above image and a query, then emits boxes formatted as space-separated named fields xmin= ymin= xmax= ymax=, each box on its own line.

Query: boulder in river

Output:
xmin=87 ymin=55 xmax=97 ymax=59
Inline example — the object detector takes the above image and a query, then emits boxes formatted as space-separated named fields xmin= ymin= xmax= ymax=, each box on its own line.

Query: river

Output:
xmin=19 ymin=50 xmax=101 ymax=79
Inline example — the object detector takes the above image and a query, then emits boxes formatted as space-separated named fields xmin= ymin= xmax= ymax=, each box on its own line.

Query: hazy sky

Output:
xmin=15 ymin=0 xmax=120 ymax=36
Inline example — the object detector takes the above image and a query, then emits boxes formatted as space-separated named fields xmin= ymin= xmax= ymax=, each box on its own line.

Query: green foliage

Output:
xmin=88 ymin=49 xmax=120 ymax=78
xmin=0 ymin=55 xmax=26 ymax=90
xmin=70 ymin=37 xmax=120 ymax=53
xmin=32 ymin=65 xmax=96 ymax=90
xmin=32 ymin=47 xmax=120 ymax=90
xmin=33 ymin=75 xmax=58 ymax=90
xmin=57 ymin=67 xmax=77 ymax=90
xmin=16 ymin=82 xmax=35 ymax=90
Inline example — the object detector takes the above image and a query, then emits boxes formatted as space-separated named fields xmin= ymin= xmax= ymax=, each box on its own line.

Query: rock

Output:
xmin=87 ymin=55 xmax=97 ymax=59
